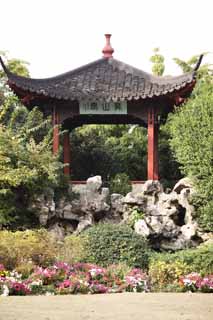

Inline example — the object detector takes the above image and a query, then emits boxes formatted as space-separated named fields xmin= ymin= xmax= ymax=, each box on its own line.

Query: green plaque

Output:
xmin=80 ymin=101 xmax=127 ymax=115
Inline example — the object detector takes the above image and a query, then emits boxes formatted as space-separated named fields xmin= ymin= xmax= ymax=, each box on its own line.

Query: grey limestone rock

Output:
xmin=86 ymin=175 xmax=102 ymax=192
xmin=173 ymin=177 xmax=194 ymax=194
xmin=134 ymin=219 xmax=150 ymax=237
xmin=142 ymin=180 xmax=163 ymax=195
xmin=76 ymin=215 xmax=93 ymax=234
xmin=30 ymin=176 xmax=203 ymax=250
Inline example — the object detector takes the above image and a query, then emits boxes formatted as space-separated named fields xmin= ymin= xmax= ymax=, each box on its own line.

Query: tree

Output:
xmin=0 ymin=51 xmax=29 ymax=78
xmin=150 ymin=48 xmax=165 ymax=76
xmin=0 ymin=51 xmax=29 ymax=97
xmin=158 ymin=123 xmax=182 ymax=187
xmin=168 ymin=56 xmax=213 ymax=230
xmin=0 ymin=53 xmax=63 ymax=227
xmin=0 ymin=101 xmax=63 ymax=227
xmin=70 ymin=125 xmax=147 ymax=181
xmin=173 ymin=53 xmax=212 ymax=79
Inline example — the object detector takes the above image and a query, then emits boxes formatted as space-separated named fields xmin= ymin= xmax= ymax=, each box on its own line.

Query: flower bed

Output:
xmin=179 ymin=272 xmax=213 ymax=293
xmin=0 ymin=263 xmax=212 ymax=296
xmin=0 ymin=263 xmax=148 ymax=296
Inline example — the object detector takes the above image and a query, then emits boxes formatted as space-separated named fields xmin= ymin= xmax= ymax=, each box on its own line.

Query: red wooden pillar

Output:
xmin=147 ymin=106 xmax=159 ymax=180
xmin=53 ymin=107 xmax=60 ymax=154
xmin=63 ymin=131 xmax=71 ymax=176
xmin=154 ymin=123 xmax=159 ymax=180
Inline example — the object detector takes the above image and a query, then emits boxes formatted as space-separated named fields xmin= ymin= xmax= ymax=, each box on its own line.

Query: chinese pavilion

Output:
xmin=0 ymin=35 xmax=203 ymax=181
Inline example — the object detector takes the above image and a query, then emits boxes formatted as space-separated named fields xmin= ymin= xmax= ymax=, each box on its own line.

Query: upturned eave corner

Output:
xmin=0 ymin=56 xmax=9 ymax=74
xmin=193 ymin=54 xmax=204 ymax=72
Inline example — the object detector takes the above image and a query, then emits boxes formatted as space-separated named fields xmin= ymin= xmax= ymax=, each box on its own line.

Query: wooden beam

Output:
xmin=63 ymin=131 xmax=71 ymax=176
xmin=147 ymin=106 xmax=159 ymax=180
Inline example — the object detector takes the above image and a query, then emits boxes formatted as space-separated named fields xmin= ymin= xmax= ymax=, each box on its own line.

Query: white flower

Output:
xmin=10 ymin=271 xmax=22 ymax=279
xmin=89 ymin=268 xmax=103 ymax=277
xmin=45 ymin=292 xmax=54 ymax=296
xmin=30 ymin=280 xmax=43 ymax=286
xmin=90 ymin=268 xmax=98 ymax=277
xmin=1 ymin=285 xmax=9 ymax=296
xmin=79 ymin=280 xmax=89 ymax=286
xmin=183 ymin=279 xmax=190 ymax=284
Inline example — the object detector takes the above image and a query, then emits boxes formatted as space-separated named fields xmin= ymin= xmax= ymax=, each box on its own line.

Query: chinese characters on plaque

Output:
xmin=79 ymin=101 xmax=127 ymax=115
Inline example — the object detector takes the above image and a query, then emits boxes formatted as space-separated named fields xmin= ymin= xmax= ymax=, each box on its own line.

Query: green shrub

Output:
xmin=105 ymin=263 xmax=131 ymax=280
xmin=168 ymin=79 xmax=213 ymax=231
xmin=149 ymin=259 xmax=190 ymax=291
xmin=179 ymin=243 xmax=213 ymax=275
xmin=58 ymin=234 xmax=86 ymax=264
xmin=15 ymin=261 xmax=35 ymax=279
xmin=81 ymin=223 xmax=150 ymax=269
xmin=150 ymin=243 xmax=213 ymax=278
xmin=109 ymin=173 xmax=131 ymax=195
xmin=0 ymin=229 xmax=58 ymax=270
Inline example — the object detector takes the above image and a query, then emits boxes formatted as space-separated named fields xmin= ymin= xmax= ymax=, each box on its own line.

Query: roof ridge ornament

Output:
xmin=0 ymin=56 xmax=9 ymax=74
xmin=194 ymin=54 xmax=204 ymax=71
xmin=102 ymin=34 xmax=114 ymax=58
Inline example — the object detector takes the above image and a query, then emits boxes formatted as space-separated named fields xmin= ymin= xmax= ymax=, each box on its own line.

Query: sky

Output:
xmin=1 ymin=0 xmax=213 ymax=78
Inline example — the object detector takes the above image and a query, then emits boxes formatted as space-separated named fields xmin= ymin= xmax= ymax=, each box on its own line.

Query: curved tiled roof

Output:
xmin=0 ymin=55 xmax=203 ymax=103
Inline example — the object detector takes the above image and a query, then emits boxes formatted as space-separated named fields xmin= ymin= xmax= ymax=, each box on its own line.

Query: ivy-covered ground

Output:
xmin=0 ymin=293 xmax=212 ymax=320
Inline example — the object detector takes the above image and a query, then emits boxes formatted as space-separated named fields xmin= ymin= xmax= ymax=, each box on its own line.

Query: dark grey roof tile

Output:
xmin=0 ymin=57 xmax=200 ymax=104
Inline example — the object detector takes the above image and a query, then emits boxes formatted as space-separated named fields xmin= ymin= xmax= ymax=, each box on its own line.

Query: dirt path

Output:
xmin=0 ymin=293 xmax=212 ymax=320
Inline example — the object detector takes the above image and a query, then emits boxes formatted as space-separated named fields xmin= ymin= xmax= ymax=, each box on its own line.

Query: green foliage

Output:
xmin=168 ymin=79 xmax=213 ymax=230
xmin=0 ymin=55 xmax=63 ymax=227
xmin=59 ymin=234 xmax=86 ymax=264
xmin=127 ymin=207 xmax=144 ymax=228
xmin=0 ymin=119 xmax=62 ymax=226
xmin=173 ymin=53 xmax=212 ymax=79
xmin=105 ymin=263 xmax=131 ymax=280
xmin=71 ymin=124 xmax=114 ymax=180
xmin=181 ymin=243 xmax=213 ymax=275
xmin=0 ymin=229 xmax=58 ymax=270
xmin=0 ymin=52 xmax=29 ymax=96
xmin=71 ymin=124 xmax=148 ymax=181
xmin=109 ymin=173 xmax=131 ymax=195
xmin=150 ymin=243 xmax=213 ymax=277
xmin=158 ymin=124 xmax=182 ymax=187
xmin=0 ymin=52 xmax=29 ymax=78
xmin=196 ymin=200 xmax=213 ymax=230
xmin=149 ymin=259 xmax=189 ymax=291
xmin=149 ymin=244 xmax=213 ymax=291
xmin=5 ymin=58 xmax=29 ymax=77
xmin=81 ymin=223 xmax=150 ymax=269
xmin=70 ymin=118 xmax=180 ymax=188
xmin=150 ymin=47 xmax=165 ymax=76
xmin=0 ymin=189 xmax=15 ymax=225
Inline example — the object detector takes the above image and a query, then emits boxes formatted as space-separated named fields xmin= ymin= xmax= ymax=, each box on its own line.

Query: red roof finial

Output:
xmin=102 ymin=34 xmax=114 ymax=58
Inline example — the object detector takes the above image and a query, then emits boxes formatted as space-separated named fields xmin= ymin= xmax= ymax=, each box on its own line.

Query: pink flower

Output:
xmin=9 ymin=281 xmax=31 ymax=295
xmin=0 ymin=264 xmax=5 ymax=272
xmin=180 ymin=273 xmax=202 ymax=286
xmin=89 ymin=283 xmax=108 ymax=294
xmin=196 ymin=275 xmax=213 ymax=289
xmin=54 ymin=262 xmax=70 ymax=274
xmin=89 ymin=267 xmax=106 ymax=278
xmin=34 ymin=267 xmax=56 ymax=278
xmin=58 ymin=279 xmax=72 ymax=289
